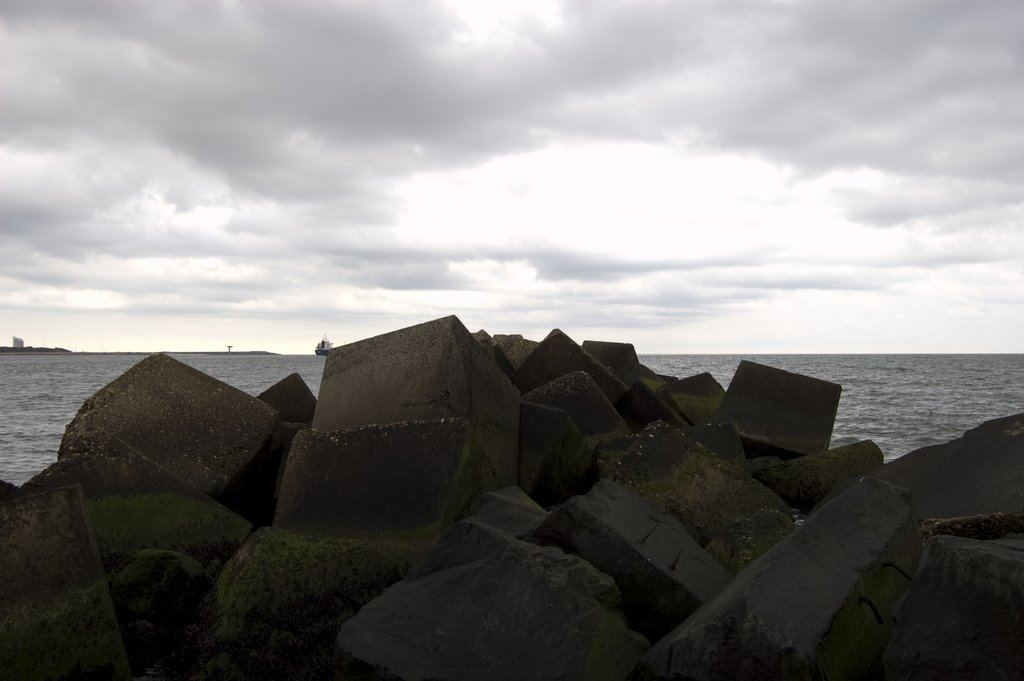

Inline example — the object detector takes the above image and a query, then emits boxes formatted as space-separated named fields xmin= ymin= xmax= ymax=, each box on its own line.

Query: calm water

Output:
xmin=1 ymin=353 xmax=1022 ymax=486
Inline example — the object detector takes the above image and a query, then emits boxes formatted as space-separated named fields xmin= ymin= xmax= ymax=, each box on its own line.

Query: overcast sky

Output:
xmin=2 ymin=0 xmax=1022 ymax=354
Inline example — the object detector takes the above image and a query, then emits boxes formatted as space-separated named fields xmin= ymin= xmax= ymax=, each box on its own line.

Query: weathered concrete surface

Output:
xmin=522 ymin=371 xmax=631 ymax=443
xmin=714 ymin=360 xmax=842 ymax=458
xmin=704 ymin=508 xmax=795 ymax=574
xmin=336 ymin=519 xmax=648 ymax=681
xmin=884 ymin=535 xmax=1024 ymax=681
xmin=469 ymin=486 xmax=548 ymax=539
xmin=581 ymin=339 xmax=665 ymax=391
xmin=58 ymin=353 xmax=280 ymax=521
xmin=513 ymin=329 xmax=628 ymax=404
xmin=493 ymin=333 xmax=538 ymax=371
xmin=257 ymin=372 xmax=316 ymax=424
xmin=753 ymin=440 xmax=885 ymax=511
xmin=313 ymin=315 xmax=520 ymax=488
xmin=518 ymin=401 xmax=594 ymax=506
xmin=599 ymin=421 xmax=789 ymax=546
xmin=685 ymin=423 xmax=747 ymax=461
xmin=534 ymin=480 xmax=731 ymax=640
xmin=275 ymin=418 xmax=500 ymax=542
xmin=0 ymin=485 xmax=131 ymax=680
xmin=21 ymin=449 xmax=251 ymax=573
xmin=473 ymin=329 xmax=515 ymax=377
xmin=194 ymin=527 xmax=413 ymax=681
xmin=871 ymin=412 xmax=1024 ymax=518
xmin=657 ymin=372 xmax=725 ymax=426
xmin=638 ymin=478 xmax=921 ymax=681
xmin=615 ymin=381 xmax=687 ymax=429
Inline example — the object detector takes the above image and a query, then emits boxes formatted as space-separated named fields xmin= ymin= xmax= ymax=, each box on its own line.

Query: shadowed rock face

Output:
xmin=638 ymin=478 xmax=921 ymax=681
xmin=522 ymin=370 xmax=630 ymax=442
xmin=753 ymin=439 xmax=885 ymax=511
xmin=533 ymin=479 xmax=731 ymax=641
xmin=335 ymin=519 xmax=649 ymax=681
xmin=257 ymin=372 xmax=316 ymax=424
xmin=58 ymin=353 xmax=279 ymax=521
xmin=0 ymin=485 xmax=132 ymax=680
xmin=469 ymin=486 xmax=548 ymax=539
xmin=657 ymin=372 xmax=725 ymax=426
xmin=21 ymin=450 xmax=251 ymax=574
xmin=884 ymin=535 xmax=1024 ymax=681
xmin=714 ymin=359 xmax=842 ymax=458
xmin=871 ymin=411 xmax=1024 ymax=518
xmin=513 ymin=329 xmax=628 ymax=404
xmin=517 ymin=401 xmax=594 ymax=507
xmin=275 ymin=418 xmax=496 ymax=540
xmin=313 ymin=315 xmax=520 ymax=488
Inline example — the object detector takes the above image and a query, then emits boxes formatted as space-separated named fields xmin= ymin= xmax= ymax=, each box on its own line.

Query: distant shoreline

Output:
xmin=0 ymin=348 xmax=279 ymax=356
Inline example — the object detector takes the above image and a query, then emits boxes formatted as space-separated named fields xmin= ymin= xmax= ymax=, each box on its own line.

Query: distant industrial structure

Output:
xmin=12 ymin=336 xmax=24 ymax=349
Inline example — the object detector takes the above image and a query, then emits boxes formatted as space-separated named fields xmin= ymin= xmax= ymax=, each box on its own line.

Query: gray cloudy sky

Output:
xmin=2 ymin=0 xmax=1022 ymax=353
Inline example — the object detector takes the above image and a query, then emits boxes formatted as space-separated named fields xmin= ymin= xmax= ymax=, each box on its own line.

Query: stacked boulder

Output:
xmin=3 ymin=314 xmax=1023 ymax=679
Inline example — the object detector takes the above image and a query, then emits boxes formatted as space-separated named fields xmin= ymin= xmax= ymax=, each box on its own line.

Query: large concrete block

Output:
xmin=517 ymin=401 xmax=594 ymax=507
xmin=21 ymin=450 xmax=251 ymax=574
xmin=534 ymin=479 xmax=731 ymax=640
xmin=599 ymin=421 xmax=789 ymax=546
xmin=871 ymin=412 xmax=1024 ymax=518
xmin=275 ymin=418 xmax=500 ymax=542
xmin=335 ymin=519 xmax=649 ymax=681
xmin=513 ymin=329 xmax=628 ymax=404
xmin=0 ymin=486 xmax=131 ymax=680
xmin=714 ymin=360 xmax=842 ymax=458
xmin=615 ymin=381 xmax=686 ymax=430
xmin=493 ymin=333 xmax=538 ymax=371
xmin=522 ymin=370 xmax=630 ymax=443
xmin=753 ymin=440 xmax=885 ymax=511
xmin=884 ymin=535 xmax=1024 ymax=681
xmin=657 ymin=372 xmax=725 ymax=426
xmin=638 ymin=478 xmax=921 ymax=681
xmin=313 ymin=315 xmax=520 ymax=487
xmin=469 ymin=486 xmax=548 ymax=539
xmin=0 ymin=479 xmax=16 ymax=504
xmin=257 ymin=372 xmax=316 ymax=424
xmin=58 ymin=353 xmax=280 ymax=521
xmin=581 ymin=339 xmax=666 ymax=391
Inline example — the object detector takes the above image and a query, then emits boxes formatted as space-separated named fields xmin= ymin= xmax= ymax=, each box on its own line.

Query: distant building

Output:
xmin=12 ymin=337 xmax=24 ymax=349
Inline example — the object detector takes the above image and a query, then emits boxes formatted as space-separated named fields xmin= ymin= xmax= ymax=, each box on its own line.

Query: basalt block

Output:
xmin=194 ymin=527 xmax=413 ymax=681
xmin=21 ymin=449 xmax=252 ymax=574
xmin=58 ymin=353 xmax=280 ymax=522
xmin=313 ymin=315 xmax=520 ymax=488
xmin=753 ymin=440 xmax=885 ymax=511
xmin=518 ymin=401 xmax=594 ymax=506
xmin=533 ymin=479 xmax=731 ymax=641
xmin=470 ymin=486 xmax=548 ymax=539
xmin=615 ymin=381 xmax=686 ymax=430
xmin=0 ymin=485 xmax=131 ymax=680
xmin=335 ymin=519 xmax=649 ymax=681
xmin=871 ymin=412 xmax=1024 ymax=518
xmin=513 ymin=329 xmax=628 ymax=404
xmin=656 ymin=372 xmax=725 ymax=426
xmin=522 ymin=371 xmax=630 ymax=443
xmin=884 ymin=535 xmax=1024 ymax=681
xmin=714 ymin=360 xmax=842 ymax=458
xmin=638 ymin=478 xmax=920 ymax=681
xmin=600 ymin=421 xmax=789 ymax=546
xmin=275 ymin=417 xmax=498 ymax=542
xmin=257 ymin=372 xmax=316 ymax=424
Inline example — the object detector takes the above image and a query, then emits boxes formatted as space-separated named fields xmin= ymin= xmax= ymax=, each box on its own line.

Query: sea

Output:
xmin=1 ymin=352 xmax=1022 ymax=487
